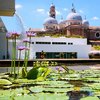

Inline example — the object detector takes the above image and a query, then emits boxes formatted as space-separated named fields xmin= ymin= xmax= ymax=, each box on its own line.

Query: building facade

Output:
xmin=29 ymin=4 xmax=100 ymax=45
xmin=30 ymin=36 xmax=91 ymax=59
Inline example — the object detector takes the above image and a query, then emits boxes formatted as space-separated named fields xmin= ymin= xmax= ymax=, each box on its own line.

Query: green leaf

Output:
xmin=0 ymin=79 xmax=12 ymax=85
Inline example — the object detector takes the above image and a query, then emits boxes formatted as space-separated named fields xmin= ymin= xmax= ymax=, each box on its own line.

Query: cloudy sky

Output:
xmin=1 ymin=0 xmax=100 ymax=32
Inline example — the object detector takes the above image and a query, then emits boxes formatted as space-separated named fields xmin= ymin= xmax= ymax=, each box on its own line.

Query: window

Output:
xmin=95 ymin=32 xmax=100 ymax=38
xmin=46 ymin=26 xmax=48 ymax=29
xmin=52 ymin=42 xmax=66 ymax=45
xmin=36 ymin=52 xmax=77 ymax=59
xmin=36 ymin=42 xmax=51 ymax=44
xmin=53 ymin=26 xmax=55 ymax=29
xmin=68 ymin=43 xmax=73 ymax=45
xmin=31 ymin=42 xmax=34 ymax=44
xmin=66 ymin=52 xmax=77 ymax=58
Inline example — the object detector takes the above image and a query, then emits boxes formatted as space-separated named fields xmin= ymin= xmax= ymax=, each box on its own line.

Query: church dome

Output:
xmin=59 ymin=18 xmax=66 ymax=29
xmin=44 ymin=17 xmax=58 ymax=25
xmin=43 ymin=17 xmax=58 ymax=30
xmin=59 ymin=18 xmax=65 ymax=24
xmin=82 ymin=19 xmax=89 ymax=26
xmin=67 ymin=12 xmax=82 ymax=21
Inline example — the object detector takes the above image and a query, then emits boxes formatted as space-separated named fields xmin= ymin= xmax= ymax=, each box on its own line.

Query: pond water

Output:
xmin=0 ymin=64 xmax=100 ymax=73
xmin=0 ymin=64 xmax=100 ymax=100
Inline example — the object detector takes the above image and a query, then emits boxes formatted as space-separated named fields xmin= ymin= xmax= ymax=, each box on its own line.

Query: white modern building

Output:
xmin=7 ymin=36 xmax=91 ymax=60
xmin=28 ymin=36 xmax=91 ymax=59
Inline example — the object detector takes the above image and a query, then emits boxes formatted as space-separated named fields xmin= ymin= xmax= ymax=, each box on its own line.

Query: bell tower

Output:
xmin=49 ymin=3 xmax=56 ymax=18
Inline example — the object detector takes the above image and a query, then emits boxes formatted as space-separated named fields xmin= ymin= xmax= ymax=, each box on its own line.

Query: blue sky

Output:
xmin=1 ymin=0 xmax=100 ymax=32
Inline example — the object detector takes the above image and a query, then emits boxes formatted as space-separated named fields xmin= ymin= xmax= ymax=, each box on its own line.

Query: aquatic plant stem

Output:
xmin=24 ymin=42 xmax=28 ymax=72
xmin=18 ymin=50 xmax=21 ymax=75
xmin=11 ymin=39 xmax=14 ymax=75
xmin=13 ymin=38 xmax=16 ymax=78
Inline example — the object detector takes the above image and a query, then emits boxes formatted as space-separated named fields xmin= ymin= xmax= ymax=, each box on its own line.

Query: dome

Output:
xmin=59 ymin=18 xmax=66 ymax=29
xmin=59 ymin=19 xmax=65 ymax=24
xmin=67 ymin=12 xmax=82 ymax=21
xmin=44 ymin=17 xmax=58 ymax=25
xmin=82 ymin=20 xmax=89 ymax=26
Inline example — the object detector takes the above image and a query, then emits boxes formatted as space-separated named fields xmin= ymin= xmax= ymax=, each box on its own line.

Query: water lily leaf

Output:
xmin=0 ymin=79 xmax=12 ymax=85
xmin=27 ymin=67 xmax=38 ymax=79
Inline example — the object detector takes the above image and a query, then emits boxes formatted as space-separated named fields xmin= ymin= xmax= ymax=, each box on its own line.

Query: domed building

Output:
xmin=61 ymin=4 xmax=85 ymax=37
xmin=82 ymin=16 xmax=89 ymax=28
xmin=66 ymin=5 xmax=82 ymax=25
xmin=43 ymin=3 xmax=58 ymax=31
xmin=59 ymin=17 xmax=66 ymax=29
xmin=43 ymin=17 xmax=58 ymax=31
xmin=67 ymin=12 xmax=82 ymax=21
xmin=28 ymin=3 xmax=100 ymax=45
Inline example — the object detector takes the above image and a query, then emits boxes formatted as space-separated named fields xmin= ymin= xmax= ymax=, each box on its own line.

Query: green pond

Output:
xmin=0 ymin=64 xmax=100 ymax=100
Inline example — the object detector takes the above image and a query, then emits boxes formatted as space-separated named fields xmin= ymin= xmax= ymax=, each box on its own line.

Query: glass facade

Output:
xmin=36 ymin=52 xmax=77 ymax=59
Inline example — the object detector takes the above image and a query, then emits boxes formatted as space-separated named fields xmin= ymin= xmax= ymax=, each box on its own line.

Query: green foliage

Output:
xmin=70 ymin=34 xmax=83 ymax=38
xmin=0 ymin=68 xmax=100 ymax=99
xmin=22 ymin=67 xmax=27 ymax=78
xmin=27 ymin=61 xmax=52 ymax=80
xmin=33 ymin=61 xmax=57 ymax=67
xmin=42 ymin=68 xmax=52 ymax=78
xmin=27 ymin=67 xmax=52 ymax=80
xmin=61 ymin=65 xmax=75 ymax=74
xmin=37 ymin=67 xmax=46 ymax=77
xmin=93 ymin=45 xmax=100 ymax=50
xmin=27 ymin=67 xmax=38 ymax=79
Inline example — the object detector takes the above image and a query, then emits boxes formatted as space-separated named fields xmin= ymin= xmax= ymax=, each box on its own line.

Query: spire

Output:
xmin=49 ymin=3 xmax=56 ymax=18
xmin=71 ymin=3 xmax=76 ymax=13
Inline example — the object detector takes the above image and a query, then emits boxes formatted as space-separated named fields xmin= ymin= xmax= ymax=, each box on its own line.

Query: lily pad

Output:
xmin=0 ymin=79 xmax=12 ymax=85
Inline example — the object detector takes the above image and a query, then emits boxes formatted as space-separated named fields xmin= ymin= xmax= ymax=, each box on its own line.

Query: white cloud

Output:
xmin=56 ymin=10 xmax=61 ymax=15
xmin=47 ymin=11 xmax=49 ymax=16
xmin=91 ymin=16 xmax=99 ymax=20
xmin=36 ymin=9 xmax=45 ymax=14
xmin=15 ymin=4 xmax=22 ymax=9
xmin=79 ymin=10 xmax=84 ymax=14
xmin=63 ymin=8 xmax=68 ymax=11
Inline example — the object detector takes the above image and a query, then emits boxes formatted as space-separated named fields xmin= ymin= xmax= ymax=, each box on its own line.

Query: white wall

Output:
xmin=31 ymin=36 xmax=87 ymax=45
xmin=8 ymin=37 xmax=91 ymax=59
xmin=32 ymin=44 xmax=91 ymax=58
